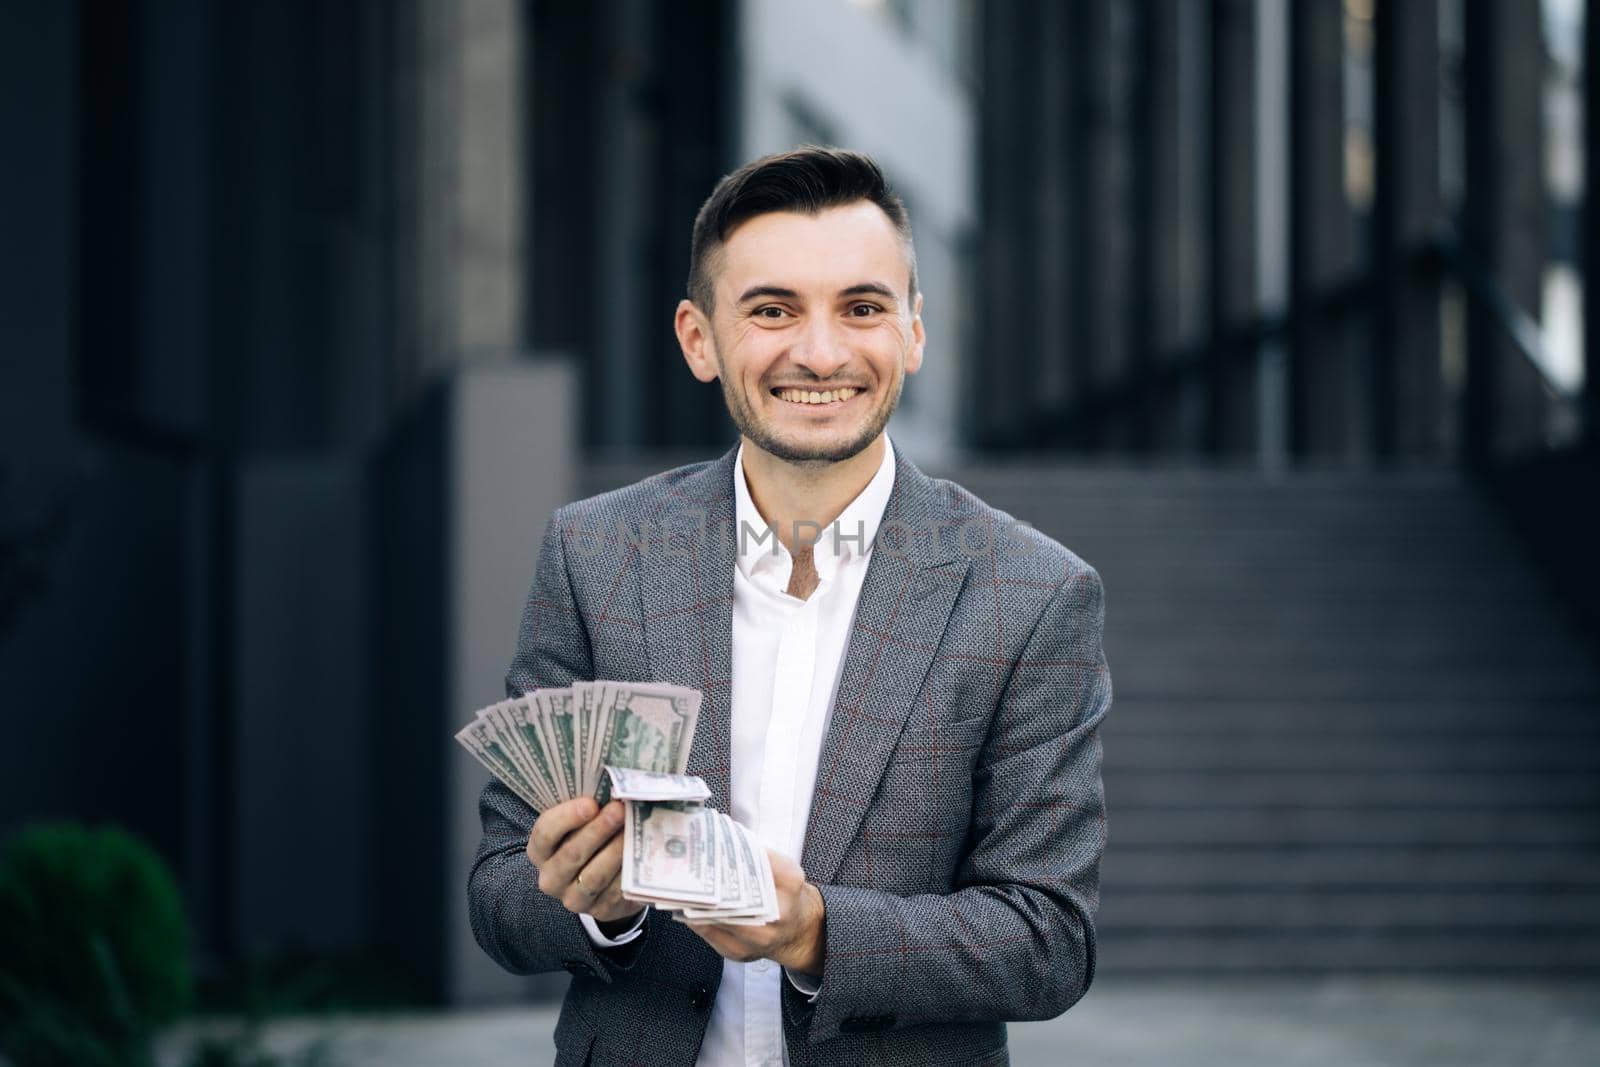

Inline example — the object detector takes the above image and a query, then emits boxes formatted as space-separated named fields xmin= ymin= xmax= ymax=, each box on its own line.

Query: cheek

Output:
xmin=727 ymin=319 xmax=776 ymax=348
xmin=871 ymin=318 xmax=912 ymax=349
xmin=725 ymin=335 xmax=785 ymax=379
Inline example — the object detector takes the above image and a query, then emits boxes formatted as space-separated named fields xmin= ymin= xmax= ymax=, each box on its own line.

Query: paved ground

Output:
xmin=158 ymin=977 xmax=1600 ymax=1066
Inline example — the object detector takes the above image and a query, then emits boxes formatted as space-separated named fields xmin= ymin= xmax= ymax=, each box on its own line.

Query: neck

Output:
xmin=740 ymin=434 xmax=886 ymax=555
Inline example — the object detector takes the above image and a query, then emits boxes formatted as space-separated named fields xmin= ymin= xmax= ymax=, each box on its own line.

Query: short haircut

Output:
xmin=686 ymin=145 xmax=918 ymax=312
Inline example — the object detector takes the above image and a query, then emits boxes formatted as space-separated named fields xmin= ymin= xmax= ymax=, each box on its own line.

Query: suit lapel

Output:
xmin=800 ymin=444 xmax=970 ymax=886
xmin=638 ymin=443 xmax=739 ymax=813
xmin=637 ymin=439 xmax=971 ymax=884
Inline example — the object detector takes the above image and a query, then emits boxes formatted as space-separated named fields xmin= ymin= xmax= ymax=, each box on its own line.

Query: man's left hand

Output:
xmin=679 ymin=850 xmax=826 ymax=978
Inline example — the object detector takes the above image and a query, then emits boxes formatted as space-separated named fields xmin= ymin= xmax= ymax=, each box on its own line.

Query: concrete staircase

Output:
xmin=583 ymin=457 xmax=1600 ymax=973
xmin=954 ymin=464 xmax=1600 ymax=974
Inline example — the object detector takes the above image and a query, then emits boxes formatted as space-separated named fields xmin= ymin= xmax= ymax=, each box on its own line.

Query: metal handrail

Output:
xmin=1427 ymin=232 xmax=1577 ymax=400
xmin=1006 ymin=233 xmax=1582 ymax=451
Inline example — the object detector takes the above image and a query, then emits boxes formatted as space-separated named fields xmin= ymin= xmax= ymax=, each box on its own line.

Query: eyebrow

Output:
xmin=735 ymin=281 xmax=901 ymax=306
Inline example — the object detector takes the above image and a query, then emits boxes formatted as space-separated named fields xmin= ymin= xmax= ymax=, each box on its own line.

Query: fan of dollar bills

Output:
xmin=456 ymin=681 xmax=779 ymax=923
xmin=455 ymin=680 xmax=703 ymax=809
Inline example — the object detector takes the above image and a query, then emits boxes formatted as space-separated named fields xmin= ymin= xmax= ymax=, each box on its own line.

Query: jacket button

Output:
xmin=561 ymin=959 xmax=595 ymax=978
xmin=688 ymin=985 xmax=712 ymax=1011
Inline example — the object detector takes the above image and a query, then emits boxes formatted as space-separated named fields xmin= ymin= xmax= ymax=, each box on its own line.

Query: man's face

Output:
xmin=677 ymin=201 xmax=924 ymax=466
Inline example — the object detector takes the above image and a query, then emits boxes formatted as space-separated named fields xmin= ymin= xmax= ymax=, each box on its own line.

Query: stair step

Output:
xmin=1106 ymin=698 xmax=1600 ymax=735
xmin=1107 ymin=806 xmax=1600 ymax=847
xmin=1096 ymin=932 xmax=1600 ymax=972
xmin=1098 ymin=890 xmax=1600 ymax=928
xmin=1107 ymin=607 xmax=1593 ymax=643
xmin=1105 ymin=771 xmax=1600 ymax=807
xmin=1109 ymin=672 xmax=1600 ymax=702
xmin=1100 ymin=634 xmax=1597 ymax=666
xmin=1102 ymin=846 xmax=1600 ymax=887
xmin=1101 ymin=735 xmax=1600 ymax=773
xmin=1089 ymin=564 xmax=1540 ymax=588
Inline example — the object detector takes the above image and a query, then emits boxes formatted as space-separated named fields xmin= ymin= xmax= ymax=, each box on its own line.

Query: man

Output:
xmin=469 ymin=147 xmax=1111 ymax=1066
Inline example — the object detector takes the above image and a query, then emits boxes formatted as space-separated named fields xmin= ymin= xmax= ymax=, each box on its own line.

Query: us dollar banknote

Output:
xmin=455 ymin=680 xmax=702 ymax=808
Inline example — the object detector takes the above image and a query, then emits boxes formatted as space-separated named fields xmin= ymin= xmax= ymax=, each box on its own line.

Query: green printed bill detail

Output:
xmin=452 ymin=680 xmax=702 ymax=810
xmin=591 ymin=682 xmax=703 ymax=805
xmin=619 ymin=796 xmax=780 ymax=923
xmin=621 ymin=800 xmax=721 ymax=905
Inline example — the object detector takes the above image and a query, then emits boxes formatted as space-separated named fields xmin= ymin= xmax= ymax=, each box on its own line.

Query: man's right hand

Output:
xmin=526 ymin=797 xmax=643 ymax=926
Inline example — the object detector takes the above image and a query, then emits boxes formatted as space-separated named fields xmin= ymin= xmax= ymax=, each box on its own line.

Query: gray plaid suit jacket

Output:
xmin=469 ymin=438 xmax=1111 ymax=1067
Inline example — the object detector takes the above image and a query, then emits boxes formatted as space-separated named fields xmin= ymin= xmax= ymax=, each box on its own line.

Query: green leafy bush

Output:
xmin=0 ymin=822 xmax=192 ymax=1065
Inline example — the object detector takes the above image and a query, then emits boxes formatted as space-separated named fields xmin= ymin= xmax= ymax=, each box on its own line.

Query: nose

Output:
xmin=789 ymin=315 xmax=851 ymax=379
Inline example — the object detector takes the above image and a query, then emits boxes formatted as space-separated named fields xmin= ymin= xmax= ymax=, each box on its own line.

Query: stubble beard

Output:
xmin=712 ymin=341 xmax=904 ymax=467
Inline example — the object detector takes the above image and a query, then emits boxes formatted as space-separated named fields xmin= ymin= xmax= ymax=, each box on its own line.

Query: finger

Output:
xmin=587 ymin=870 xmax=621 ymax=914
xmin=577 ymin=858 xmax=624 ymax=915
xmin=541 ymin=803 xmax=625 ymax=901
xmin=562 ymin=831 xmax=627 ymax=912
xmin=580 ymin=832 xmax=625 ymax=889
xmin=527 ymin=797 xmax=600 ymax=865
xmin=559 ymin=864 xmax=605 ymax=913
xmin=766 ymin=848 xmax=805 ymax=886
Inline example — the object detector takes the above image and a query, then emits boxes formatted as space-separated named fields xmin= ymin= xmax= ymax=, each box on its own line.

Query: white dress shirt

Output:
xmin=581 ymin=434 xmax=898 ymax=1066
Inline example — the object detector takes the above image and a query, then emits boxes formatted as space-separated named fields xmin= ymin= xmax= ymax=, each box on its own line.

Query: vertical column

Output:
xmin=1141 ymin=1 xmax=1212 ymax=455
xmin=391 ymin=0 xmax=527 ymax=407
xmin=1375 ymin=0 xmax=1443 ymax=459
xmin=592 ymin=0 xmax=656 ymax=450
xmin=1585 ymin=0 xmax=1600 ymax=450
xmin=1078 ymin=0 xmax=1139 ymax=450
xmin=652 ymin=0 xmax=735 ymax=449
xmin=457 ymin=1 xmax=527 ymax=359
xmin=977 ymin=0 xmax=1042 ymax=447
xmin=1463 ymin=0 xmax=1547 ymax=464
xmin=1290 ymin=0 xmax=1354 ymax=461
xmin=1210 ymin=0 xmax=1260 ymax=456
xmin=1257 ymin=0 xmax=1291 ymax=469
xmin=1033 ymin=0 xmax=1074 ymax=435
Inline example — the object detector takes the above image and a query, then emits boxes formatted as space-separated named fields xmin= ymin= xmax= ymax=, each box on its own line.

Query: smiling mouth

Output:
xmin=771 ymin=386 xmax=862 ymax=406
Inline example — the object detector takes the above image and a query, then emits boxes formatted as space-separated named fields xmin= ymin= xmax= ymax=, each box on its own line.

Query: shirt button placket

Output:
xmin=759 ymin=598 xmax=817 ymax=850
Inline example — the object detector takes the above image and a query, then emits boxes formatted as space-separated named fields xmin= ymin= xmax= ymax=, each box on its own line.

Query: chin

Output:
xmin=724 ymin=381 xmax=900 ymax=465
xmin=753 ymin=424 xmax=881 ymax=465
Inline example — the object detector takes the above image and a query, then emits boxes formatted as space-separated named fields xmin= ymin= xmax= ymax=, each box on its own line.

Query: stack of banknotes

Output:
xmin=455 ymin=682 xmax=779 ymax=924
xmin=608 ymin=769 xmax=779 ymax=924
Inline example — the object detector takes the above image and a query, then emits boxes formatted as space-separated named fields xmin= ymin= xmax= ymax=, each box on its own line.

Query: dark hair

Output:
xmin=687 ymin=145 xmax=918 ymax=311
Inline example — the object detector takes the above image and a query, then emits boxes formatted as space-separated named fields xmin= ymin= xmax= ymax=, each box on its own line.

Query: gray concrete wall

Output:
xmin=372 ymin=358 xmax=577 ymax=1005
xmin=233 ymin=459 xmax=373 ymax=954
xmin=447 ymin=361 xmax=577 ymax=1004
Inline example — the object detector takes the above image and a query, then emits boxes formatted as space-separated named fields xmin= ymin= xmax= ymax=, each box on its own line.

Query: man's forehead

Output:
xmin=715 ymin=203 xmax=911 ymax=297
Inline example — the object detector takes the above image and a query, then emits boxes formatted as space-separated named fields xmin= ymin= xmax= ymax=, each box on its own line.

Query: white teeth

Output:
xmin=778 ymin=387 xmax=858 ymax=405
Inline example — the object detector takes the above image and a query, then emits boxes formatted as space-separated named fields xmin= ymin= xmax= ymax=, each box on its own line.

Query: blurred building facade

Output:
xmin=2 ymin=0 xmax=1596 ymax=1006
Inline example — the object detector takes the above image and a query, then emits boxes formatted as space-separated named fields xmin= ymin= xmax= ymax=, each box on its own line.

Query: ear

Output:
xmin=675 ymin=299 xmax=720 ymax=383
xmin=905 ymin=291 xmax=925 ymax=376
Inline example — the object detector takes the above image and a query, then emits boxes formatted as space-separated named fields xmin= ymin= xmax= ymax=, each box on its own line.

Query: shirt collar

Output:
xmin=733 ymin=433 xmax=898 ymax=587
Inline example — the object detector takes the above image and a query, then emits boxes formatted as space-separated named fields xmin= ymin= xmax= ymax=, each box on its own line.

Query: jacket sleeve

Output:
xmin=793 ymin=563 xmax=1111 ymax=1043
xmin=466 ymin=508 xmax=652 ymax=981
